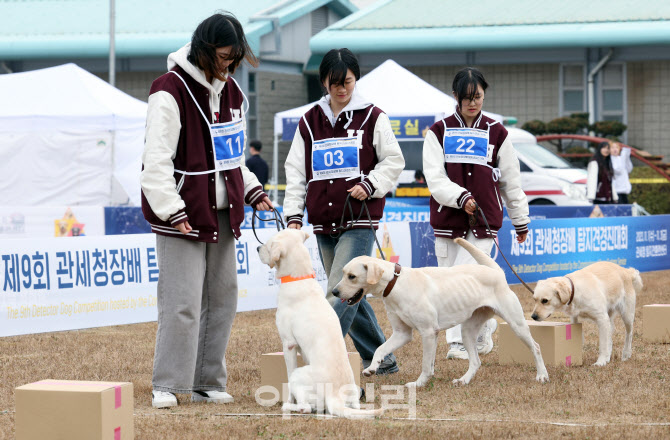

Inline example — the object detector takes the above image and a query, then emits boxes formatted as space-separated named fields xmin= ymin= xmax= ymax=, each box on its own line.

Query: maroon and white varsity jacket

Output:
xmin=283 ymin=92 xmax=404 ymax=235
xmin=141 ymin=44 xmax=266 ymax=242
xmin=423 ymin=110 xmax=530 ymax=239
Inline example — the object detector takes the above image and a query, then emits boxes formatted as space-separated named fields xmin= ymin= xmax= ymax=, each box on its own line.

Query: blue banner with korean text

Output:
xmin=496 ymin=215 xmax=669 ymax=283
xmin=410 ymin=215 xmax=669 ymax=284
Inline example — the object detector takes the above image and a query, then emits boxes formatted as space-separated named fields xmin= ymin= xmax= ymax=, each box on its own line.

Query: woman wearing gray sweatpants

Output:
xmin=141 ymin=12 xmax=273 ymax=408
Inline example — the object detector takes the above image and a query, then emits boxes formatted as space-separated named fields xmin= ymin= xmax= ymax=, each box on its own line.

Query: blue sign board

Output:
xmin=410 ymin=215 xmax=669 ymax=284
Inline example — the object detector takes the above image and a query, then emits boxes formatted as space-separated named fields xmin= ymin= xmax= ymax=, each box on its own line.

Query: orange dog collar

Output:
xmin=280 ymin=272 xmax=316 ymax=284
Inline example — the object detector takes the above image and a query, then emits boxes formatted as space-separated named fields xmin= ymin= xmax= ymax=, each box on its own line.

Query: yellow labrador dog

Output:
xmin=332 ymin=238 xmax=549 ymax=388
xmin=531 ymin=262 xmax=642 ymax=366
xmin=257 ymin=229 xmax=383 ymax=418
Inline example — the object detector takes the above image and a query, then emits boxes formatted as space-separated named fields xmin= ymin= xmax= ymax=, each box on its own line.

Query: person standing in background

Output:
xmin=610 ymin=141 xmax=633 ymax=204
xmin=587 ymin=141 xmax=618 ymax=204
xmin=141 ymin=12 xmax=273 ymax=409
xmin=246 ymin=140 xmax=269 ymax=188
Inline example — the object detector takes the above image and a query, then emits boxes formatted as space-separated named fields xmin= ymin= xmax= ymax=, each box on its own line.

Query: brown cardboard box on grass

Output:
xmin=259 ymin=352 xmax=361 ymax=402
xmin=15 ymin=380 xmax=133 ymax=440
xmin=643 ymin=304 xmax=670 ymax=342
xmin=498 ymin=321 xmax=583 ymax=366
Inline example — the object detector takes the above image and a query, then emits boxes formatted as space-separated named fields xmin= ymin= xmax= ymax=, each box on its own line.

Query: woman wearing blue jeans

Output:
xmin=283 ymin=49 xmax=405 ymax=373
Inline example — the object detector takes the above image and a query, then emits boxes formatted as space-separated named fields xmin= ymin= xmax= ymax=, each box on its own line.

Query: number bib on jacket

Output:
xmin=311 ymin=136 xmax=360 ymax=181
xmin=211 ymin=119 xmax=244 ymax=171
xmin=443 ymin=128 xmax=489 ymax=166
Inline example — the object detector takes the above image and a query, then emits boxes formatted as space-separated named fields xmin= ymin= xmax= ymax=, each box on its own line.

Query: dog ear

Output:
xmin=301 ymin=230 xmax=310 ymax=242
xmin=365 ymin=261 xmax=384 ymax=285
xmin=269 ymin=240 xmax=283 ymax=268
xmin=556 ymin=279 xmax=572 ymax=304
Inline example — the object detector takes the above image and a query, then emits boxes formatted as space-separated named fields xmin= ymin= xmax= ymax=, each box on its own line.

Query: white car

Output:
xmin=507 ymin=127 xmax=589 ymax=206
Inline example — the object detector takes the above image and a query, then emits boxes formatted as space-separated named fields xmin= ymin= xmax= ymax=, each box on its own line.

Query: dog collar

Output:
xmin=382 ymin=263 xmax=402 ymax=298
xmin=564 ymin=276 xmax=575 ymax=305
xmin=280 ymin=272 xmax=316 ymax=284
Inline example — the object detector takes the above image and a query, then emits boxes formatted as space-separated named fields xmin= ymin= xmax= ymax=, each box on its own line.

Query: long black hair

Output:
xmin=319 ymin=48 xmax=360 ymax=93
xmin=187 ymin=11 xmax=259 ymax=81
xmin=452 ymin=67 xmax=488 ymax=109
xmin=591 ymin=141 xmax=613 ymax=176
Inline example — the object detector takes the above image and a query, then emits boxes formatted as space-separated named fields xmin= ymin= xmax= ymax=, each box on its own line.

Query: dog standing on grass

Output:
xmin=332 ymin=237 xmax=549 ymax=388
xmin=531 ymin=261 xmax=642 ymax=366
xmin=257 ymin=229 xmax=383 ymax=418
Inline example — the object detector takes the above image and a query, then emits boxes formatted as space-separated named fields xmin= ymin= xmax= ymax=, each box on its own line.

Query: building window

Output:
xmin=559 ymin=64 xmax=586 ymax=116
xmin=599 ymin=63 xmax=626 ymax=124
xmin=247 ymin=72 xmax=258 ymax=141
xmin=311 ymin=6 xmax=328 ymax=36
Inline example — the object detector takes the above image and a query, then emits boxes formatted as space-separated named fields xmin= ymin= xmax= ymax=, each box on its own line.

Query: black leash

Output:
xmin=331 ymin=193 xmax=387 ymax=261
xmin=251 ymin=207 xmax=285 ymax=245
xmin=471 ymin=202 xmax=535 ymax=295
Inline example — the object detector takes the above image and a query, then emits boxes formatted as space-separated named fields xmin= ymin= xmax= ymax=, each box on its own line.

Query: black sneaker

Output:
xmin=362 ymin=355 xmax=400 ymax=375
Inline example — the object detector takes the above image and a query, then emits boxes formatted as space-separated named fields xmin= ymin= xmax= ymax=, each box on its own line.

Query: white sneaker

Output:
xmin=152 ymin=390 xmax=177 ymax=408
xmin=446 ymin=343 xmax=469 ymax=360
xmin=476 ymin=319 xmax=498 ymax=355
xmin=191 ymin=390 xmax=234 ymax=404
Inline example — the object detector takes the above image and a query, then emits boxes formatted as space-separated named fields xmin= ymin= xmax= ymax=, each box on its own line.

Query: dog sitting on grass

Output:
xmin=257 ymin=229 xmax=383 ymax=418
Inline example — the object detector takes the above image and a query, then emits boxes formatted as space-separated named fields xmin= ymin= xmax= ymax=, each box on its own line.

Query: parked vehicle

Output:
xmin=507 ymin=127 xmax=589 ymax=205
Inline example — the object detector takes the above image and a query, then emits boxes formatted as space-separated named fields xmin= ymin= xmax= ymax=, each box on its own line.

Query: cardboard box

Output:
xmin=15 ymin=380 xmax=133 ymax=440
xmin=498 ymin=321 xmax=583 ymax=366
xmin=643 ymin=304 xmax=670 ymax=343
xmin=259 ymin=352 xmax=361 ymax=402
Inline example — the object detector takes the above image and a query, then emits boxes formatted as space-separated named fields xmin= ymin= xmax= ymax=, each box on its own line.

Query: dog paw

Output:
xmin=536 ymin=374 xmax=549 ymax=384
xmin=362 ymin=367 xmax=376 ymax=377
xmin=593 ymin=359 xmax=608 ymax=367
xmin=452 ymin=378 xmax=467 ymax=386
xmin=622 ymin=353 xmax=632 ymax=362
xmin=405 ymin=382 xmax=417 ymax=388
xmin=298 ymin=404 xmax=312 ymax=414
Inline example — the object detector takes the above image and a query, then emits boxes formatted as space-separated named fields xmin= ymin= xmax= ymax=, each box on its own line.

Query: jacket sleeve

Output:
xmin=140 ymin=91 xmax=185 ymax=222
xmin=497 ymin=136 xmax=530 ymax=234
xmin=587 ymin=161 xmax=598 ymax=201
xmin=283 ymin=128 xmax=307 ymax=226
xmin=422 ymin=130 xmax=472 ymax=209
xmin=361 ymin=113 xmax=405 ymax=198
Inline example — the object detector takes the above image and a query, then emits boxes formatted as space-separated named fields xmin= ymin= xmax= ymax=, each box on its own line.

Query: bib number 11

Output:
xmin=227 ymin=135 xmax=242 ymax=155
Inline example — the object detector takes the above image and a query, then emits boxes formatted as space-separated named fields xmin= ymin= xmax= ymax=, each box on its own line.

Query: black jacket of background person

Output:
xmin=246 ymin=154 xmax=269 ymax=188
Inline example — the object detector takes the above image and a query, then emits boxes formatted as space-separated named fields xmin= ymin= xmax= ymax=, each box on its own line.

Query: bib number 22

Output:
xmin=456 ymin=138 xmax=475 ymax=153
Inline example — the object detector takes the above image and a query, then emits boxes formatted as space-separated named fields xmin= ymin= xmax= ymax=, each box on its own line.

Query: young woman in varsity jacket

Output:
xmin=423 ymin=67 xmax=530 ymax=361
xmin=284 ymin=49 xmax=405 ymax=374
xmin=141 ymin=13 xmax=273 ymax=409
xmin=587 ymin=141 xmax=619 ymax=204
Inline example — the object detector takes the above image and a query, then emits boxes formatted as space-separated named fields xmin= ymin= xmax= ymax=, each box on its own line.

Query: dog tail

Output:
xmin=629 ymin=268 xmax=643 ymax=295
xmin=454 ymin=237 xmax=500 ymax=271
xmin=327 ymin=399 xmax=384 ymax=419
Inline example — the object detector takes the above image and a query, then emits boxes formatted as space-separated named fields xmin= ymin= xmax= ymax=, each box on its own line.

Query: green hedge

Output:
xmin=629 ymin=167 xmax=670 ymax=214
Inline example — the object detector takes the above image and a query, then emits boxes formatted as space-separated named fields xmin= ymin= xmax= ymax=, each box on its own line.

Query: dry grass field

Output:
xmin=1 ymin=270 xmax=669 ymax=439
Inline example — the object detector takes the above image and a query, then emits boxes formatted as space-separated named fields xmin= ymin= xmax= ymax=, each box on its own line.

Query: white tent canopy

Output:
xmin=0 ymin=63 xmax=147 ymax=206
xmin=274 ymin=59 xmax=502 ymax=140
